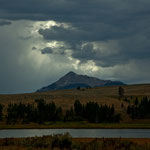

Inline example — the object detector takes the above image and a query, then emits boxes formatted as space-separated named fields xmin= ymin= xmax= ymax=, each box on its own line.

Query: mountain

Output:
xmin=36 ymin=71 xmax=125 ymax=92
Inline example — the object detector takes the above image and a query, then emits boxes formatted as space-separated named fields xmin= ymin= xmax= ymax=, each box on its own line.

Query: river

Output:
xmin=0 ymin=129 xmax=150 ymax=138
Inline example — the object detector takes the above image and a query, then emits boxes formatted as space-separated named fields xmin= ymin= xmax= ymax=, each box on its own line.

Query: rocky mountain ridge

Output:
xmin=37 ymin=71 xmax=125 ymax=92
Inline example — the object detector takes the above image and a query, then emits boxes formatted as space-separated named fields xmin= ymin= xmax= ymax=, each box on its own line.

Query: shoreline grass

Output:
xmin=0 ymin=122 xmax=150 ymax=129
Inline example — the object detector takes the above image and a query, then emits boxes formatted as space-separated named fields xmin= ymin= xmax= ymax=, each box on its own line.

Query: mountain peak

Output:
xmin=65 ymin=71 xmax=76 ymax=76
xmin=36 ymin=72 xmax=126 ymax=92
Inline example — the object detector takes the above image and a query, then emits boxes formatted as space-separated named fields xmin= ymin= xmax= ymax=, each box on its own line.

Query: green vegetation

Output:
xmin=0 ymin=133 xmax=150 ymax=150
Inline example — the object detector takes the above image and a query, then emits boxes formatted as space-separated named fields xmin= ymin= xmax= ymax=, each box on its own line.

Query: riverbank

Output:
xmin=0 ymin=134 xmax=150 ymax=150
xmin=0 ymin=122 xmax=150 ymax=129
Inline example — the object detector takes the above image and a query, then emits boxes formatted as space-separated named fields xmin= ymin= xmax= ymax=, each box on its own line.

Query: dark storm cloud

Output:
xmin=38 ymin=23 xmax=130 ymax=42
xmin=37 ymin=7 xmax=150 ymax=67
xmin=0 ymin=0 xmax=150 ymax=23
xmin=70 ymin=42 xmax=128 ymax=67
xmin=39 ymin=21 xmax=150 ymax=66
xmin=72 ymin=43 xmax=96 ymax=62
xmin=0 ymin=0 xmax=150 ymax=94
xmin=0 ymin=0 xmax=147 ymax=68
xmin=0 ymin=20 xmax=11 ymax=26
xmin=32 ymin=46 xmax=37 ymax=50
xmin=41 ymin=47 xmax=53 ymax=54
xmin=25 ymin=0 xmax=149 ymax=67
xmin=41 ymin=46 xmax=67 ymax=55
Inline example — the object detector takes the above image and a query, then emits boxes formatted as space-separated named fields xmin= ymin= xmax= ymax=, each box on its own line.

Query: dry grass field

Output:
xmin=0 ymin=135 xmax=150 ymax=150
xmin=0 ymin=84 xmax=150 ymax=125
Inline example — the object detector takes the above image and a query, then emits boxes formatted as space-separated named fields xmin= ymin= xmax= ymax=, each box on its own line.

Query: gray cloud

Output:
xmin=0 ymin=21 xmax=76 ymax=94
xmin=32 ymin=46 xmax=37 ymax=50
xmin=0 ymin=0 xmax=150 ymax=23
xmin=0 ymin=0 xmax=150 ymax=93
xmin=0 ymin=20 xmax=11 ymax=26
xmin=39 ymin=25 xmax=150 ymax=66
xmin=18 ymin=35 xmax=32 ymax=40
xmin=38 ymin=20 xmax=150 ymax=66
xmin=41 ymin=46 xmax=68 ymax=55
xmin=72 ymin=43 xmax=96 ymax=62
xmin=41 ymin=47 xmax=53 ymax=54
xmin=38 ymin=23 xmax=135 ymax=42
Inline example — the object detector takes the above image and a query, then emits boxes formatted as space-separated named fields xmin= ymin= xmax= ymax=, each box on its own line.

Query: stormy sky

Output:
xmin=0 ymin=0 xmax=150 ymax=94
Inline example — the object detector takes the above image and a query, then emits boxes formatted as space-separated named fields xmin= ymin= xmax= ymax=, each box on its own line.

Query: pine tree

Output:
xmin=118 ymin=86 xmax=124 ymax=99
xmin=134 ymin=97 xmax=139 ymax=106
xmin=0 ymin=104 xmax=3 ymax=121
xmin=74 ymin=100 xmax=83 ymax=116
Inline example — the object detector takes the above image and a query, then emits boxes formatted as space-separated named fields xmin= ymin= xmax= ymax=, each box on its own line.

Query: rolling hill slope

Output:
xmin=0 ymin=84 xmax=150 ymax=123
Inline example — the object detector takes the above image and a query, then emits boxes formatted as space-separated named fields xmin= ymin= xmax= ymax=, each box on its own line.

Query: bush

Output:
xmin=51 ymin=133 xmax=72 ymax=149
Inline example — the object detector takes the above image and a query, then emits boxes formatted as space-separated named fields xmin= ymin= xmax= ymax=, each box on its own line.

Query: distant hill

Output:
xmin=36 ymin=71 xmax=125 ymax=92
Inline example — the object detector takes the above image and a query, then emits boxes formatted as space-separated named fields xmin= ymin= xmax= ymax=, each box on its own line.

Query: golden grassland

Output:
xmin=0 ymin=84 xmax=150 ymax=128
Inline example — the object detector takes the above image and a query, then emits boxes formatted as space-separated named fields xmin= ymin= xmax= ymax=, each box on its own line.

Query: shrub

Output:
xmin=51 ymin=133 xmax=72 ymax=149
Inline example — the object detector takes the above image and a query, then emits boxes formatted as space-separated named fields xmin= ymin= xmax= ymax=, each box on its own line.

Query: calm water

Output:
xmin=0 ymin=129 xmax=150 ymax=138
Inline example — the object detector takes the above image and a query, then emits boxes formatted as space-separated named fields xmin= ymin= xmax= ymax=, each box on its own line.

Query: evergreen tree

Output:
xmin=127 ymin=96 xmax=150 ymax=119
xmin=134 ymin=97 xmax=139 ymax=106
xmin=5 ymin=99 xmax=121 ymax=124
xmin=74 ymin=100 xmax=83 ymax=116
xmin=127 ymin=105 xmax=131 ymax=114
xmin=118 ymin=86 xmax=124 ymax=99
xmin=0 ymin=104 xmax=3 ymax=121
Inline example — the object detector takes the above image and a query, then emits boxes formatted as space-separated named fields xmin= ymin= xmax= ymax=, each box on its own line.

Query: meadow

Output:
xmin=0 ymin=84 xmax=150 ymax=129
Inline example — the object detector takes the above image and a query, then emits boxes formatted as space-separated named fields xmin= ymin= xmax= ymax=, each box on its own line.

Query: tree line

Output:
xmin=0 ymin=99 xmax=121 ymax=124
xmin=1 ymin=96 xmax=150 ymax=124
xmin=65 ymin=100 xmax=121 ymax=123
xmin=6 ymin=99 xmax=62 ymax=124
xmin=127 ymin=96 xmax=150 ymax=119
